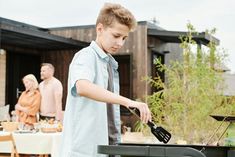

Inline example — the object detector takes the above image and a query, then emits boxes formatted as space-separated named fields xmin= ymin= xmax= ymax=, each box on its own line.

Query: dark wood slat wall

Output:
xmin=50 ymin=28 xmax=96 ymax=43
xmin=3 ymin=23 xmax=153 ymax=111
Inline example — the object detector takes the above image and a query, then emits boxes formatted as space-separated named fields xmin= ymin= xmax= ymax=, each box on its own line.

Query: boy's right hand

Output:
xmin=127 ymin=100 xmax=152 ymax=124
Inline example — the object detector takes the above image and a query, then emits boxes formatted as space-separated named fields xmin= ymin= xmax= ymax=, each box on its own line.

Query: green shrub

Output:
xmin=141 ymin=23 xmax=234 ymax=144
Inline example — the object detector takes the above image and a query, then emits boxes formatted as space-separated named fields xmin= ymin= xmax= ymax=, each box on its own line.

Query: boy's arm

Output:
xmin=76 ymin=80 xmax=151 ymax=123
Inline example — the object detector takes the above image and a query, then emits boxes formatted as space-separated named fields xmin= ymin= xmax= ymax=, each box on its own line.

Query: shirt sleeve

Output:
xmin=70 ymin=49 xmax=96 ymax=85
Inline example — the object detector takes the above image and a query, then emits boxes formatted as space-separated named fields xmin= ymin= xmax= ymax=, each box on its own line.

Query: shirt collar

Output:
xmin=90 ymin=41 xmax=118 ymax=70
xmin=90 ymin=41 xmax=108 ymax=59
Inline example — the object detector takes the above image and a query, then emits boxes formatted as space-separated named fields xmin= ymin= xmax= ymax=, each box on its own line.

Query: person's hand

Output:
xmin=127 ymin=100 xmax=152 ymax=123
xmin=23 ymin=108 xmax=29 ymax=114
xmin=15 ymin=104 xmax=28 ymax=113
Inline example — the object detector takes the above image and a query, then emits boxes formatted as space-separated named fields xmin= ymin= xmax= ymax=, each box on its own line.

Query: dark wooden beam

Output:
xmin=148 ymin=29 xmax=220 ymax=45
xmin=0 ymin=17 xmax=88 ymax=50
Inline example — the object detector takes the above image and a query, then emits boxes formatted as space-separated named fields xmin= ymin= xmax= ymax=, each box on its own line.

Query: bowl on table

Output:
xmin=1 ymin=121 xmax=19 ymax=132
xmin=39 ymin=120 xmax=63 ymax=133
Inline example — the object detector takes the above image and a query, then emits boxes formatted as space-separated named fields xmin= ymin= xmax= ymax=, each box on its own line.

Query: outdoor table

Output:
xmin=0 ymin=131 xmax=62 ymax=157
xmin=210 ymin=115 xmax=235 ymax=146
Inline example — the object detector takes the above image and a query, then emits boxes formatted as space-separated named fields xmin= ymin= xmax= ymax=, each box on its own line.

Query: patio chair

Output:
xmin=0 ymin=134 xmax=19 ymax=157
xmin=0 ymin=105 xmax=10 ymax=122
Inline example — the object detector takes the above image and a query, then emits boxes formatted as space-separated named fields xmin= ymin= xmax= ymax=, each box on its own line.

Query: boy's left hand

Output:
xmin=127 ymin=100 xmax=152 ymax=123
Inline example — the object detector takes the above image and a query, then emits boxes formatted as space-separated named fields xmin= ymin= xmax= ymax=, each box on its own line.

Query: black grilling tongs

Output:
xmin=128 ymin=107 xmax=171 ymax=144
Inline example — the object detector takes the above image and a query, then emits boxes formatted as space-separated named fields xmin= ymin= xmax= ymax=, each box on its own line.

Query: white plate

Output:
xmin=14 ymin=130 xmax=37 ymax=133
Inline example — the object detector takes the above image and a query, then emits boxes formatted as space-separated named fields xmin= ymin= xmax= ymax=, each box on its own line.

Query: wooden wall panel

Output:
xmin=132 ymin=25 xmax=148 ymax=100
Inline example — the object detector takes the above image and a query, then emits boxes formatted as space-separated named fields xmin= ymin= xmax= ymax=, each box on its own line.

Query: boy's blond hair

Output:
xmin=96 ymin=3 xmax=137 ymax=31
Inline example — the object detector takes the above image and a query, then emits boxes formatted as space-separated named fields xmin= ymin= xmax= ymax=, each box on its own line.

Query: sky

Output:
xmin=0 ymin=0 xmax=234 ymax=73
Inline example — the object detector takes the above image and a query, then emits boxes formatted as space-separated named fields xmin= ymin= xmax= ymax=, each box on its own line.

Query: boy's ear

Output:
xmin=96 ymin=23 xmax=104 ymax=35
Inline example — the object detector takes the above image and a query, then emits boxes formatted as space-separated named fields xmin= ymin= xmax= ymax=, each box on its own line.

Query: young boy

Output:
xmin=60 ymin=3 xmax=151 ymax=157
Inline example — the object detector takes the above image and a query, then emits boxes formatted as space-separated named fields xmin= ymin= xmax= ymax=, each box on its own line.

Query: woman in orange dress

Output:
xmin=15 ymin=74 xmax=41 ymax=128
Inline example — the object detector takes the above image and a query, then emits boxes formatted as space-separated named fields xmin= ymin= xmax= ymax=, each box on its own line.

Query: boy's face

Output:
xmin=96 ymin=21 xmax=130 ymax=54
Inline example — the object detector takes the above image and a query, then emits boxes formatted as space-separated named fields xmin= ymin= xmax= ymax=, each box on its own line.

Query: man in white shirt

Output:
xmin=39 ymin=63 xmax=63 ymax=121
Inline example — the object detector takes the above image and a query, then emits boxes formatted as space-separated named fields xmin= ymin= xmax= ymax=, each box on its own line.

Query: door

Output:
xmin=6 ymin=51 xmax=40 ymax=112
xmin=113 ymin=55 xmax=132 ymax=115
xmin=152 ymin=51 xmax=165 ymax=93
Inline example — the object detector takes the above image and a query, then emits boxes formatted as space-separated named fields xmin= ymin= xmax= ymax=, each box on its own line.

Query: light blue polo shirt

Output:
xmin=60 ymin=41 xmax=121 ymax=157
